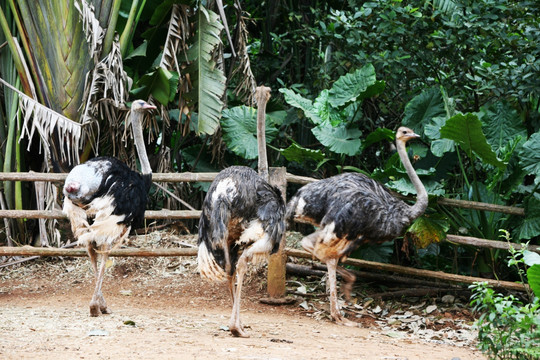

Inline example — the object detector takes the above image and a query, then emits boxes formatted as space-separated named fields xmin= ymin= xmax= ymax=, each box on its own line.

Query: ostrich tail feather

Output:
xmin=197 ymin=242 xmax=227 ymax=282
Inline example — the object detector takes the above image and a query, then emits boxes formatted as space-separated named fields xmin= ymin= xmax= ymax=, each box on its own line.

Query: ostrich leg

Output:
xmin=89 ymin=245 xmax=111 ymax=316
xmin=326 ymin=258 xmax=357 ymax=326
xmin=229 ymin=253 xmax=250 ymax=337
xmin=301 ymin=231 xmax=358 ymax=326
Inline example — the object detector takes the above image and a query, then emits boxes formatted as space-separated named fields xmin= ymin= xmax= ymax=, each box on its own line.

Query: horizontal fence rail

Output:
xmin=0 ymin=245 xmax=529 ymax=292
xmin=0 ymin=172 xmax=525 ymax=215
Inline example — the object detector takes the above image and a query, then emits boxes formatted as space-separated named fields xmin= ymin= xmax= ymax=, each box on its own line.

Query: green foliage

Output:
xmin=220 ymin=105 xmax=278 ymax=160
xmin=279 ymin=143 xmax=325 ymax=164
xmin=406 ymin=215 xmax=448 ymax=249
xmin=528 ymin=265 xmax=540 ymax=300
xmin=519 ymin=132 xmax=540 ymax=179
xmin=481 ymin=102 xmax=527 ymax=155
xmin=470 ymin=282 xmax=540 ymax=360
xmin=521 ymin=250 xmax=540 ymax=299
xmin=279 ymin=64 xmax=384 ymax=157
xmin=311 ymin=123 xmax=362 ymax=156
xmin=517 ymin=196 xmax=540 ymax=241
xmin=440 ymin=113 xmax=505 ymax=169
xmin=184 ymin=6 xmax=226 ymax=135
xmin=402 ymin=88 xmax=447 ymax=135
xmin=131 ymin=67 xmax=179 ymax=105
xmin=327 ymin=64 xmax=384 ymax=108
xmin=470 ymin=237 xmax=540 ymax=359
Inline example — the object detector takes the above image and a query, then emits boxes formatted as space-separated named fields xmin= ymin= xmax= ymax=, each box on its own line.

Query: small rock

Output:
xmin=88 ymin=329 xmax=109 ymax=336
xmin=372 ymin=305 xmax=382 ymax=314
xmin=426 ymin=304 xmax=437 ymax=314
xmin=441 ymin=294 xmax=455 ymax=305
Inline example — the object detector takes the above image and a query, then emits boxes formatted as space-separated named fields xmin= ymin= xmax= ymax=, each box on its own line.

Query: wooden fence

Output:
xmin=0 ymin=171 xmax=537 ymax=295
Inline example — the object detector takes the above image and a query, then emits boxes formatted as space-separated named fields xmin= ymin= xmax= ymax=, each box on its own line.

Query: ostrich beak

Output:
xmin=143 ymin=103 xmax=157 ymax=110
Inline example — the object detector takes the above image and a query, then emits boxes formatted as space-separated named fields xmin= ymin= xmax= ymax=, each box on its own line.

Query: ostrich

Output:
xmin=286 ymin=127 xmax=428 ymax=326
xmin=62 ymin=99 xmax=156 ymax=316
xmin=197 ymin=86 xmax=286 ymax=337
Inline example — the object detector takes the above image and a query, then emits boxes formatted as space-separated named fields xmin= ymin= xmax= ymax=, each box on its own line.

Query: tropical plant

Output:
xmin=470 ymin=232 xmax=540 ymax=359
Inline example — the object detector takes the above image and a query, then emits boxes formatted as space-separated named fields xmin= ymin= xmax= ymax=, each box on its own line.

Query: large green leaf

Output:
xmin=279 ymin=143 xmax=325 ymax=163
xmin=481 ymin=101 xmax=526 ymax=154
xmin=131 ymin=67 xmax=179 ymax=105
xmin=185 ymin=6 xmax=226 ymax=135
xmin=221 ymin=105 xmax=278 ymax=160
xmin=440 ymin=113 xmax=505 ymax=169
xmin=362 ymin=127 xmax=395 ymax=150
xmin=523 ymin=250 xmax=540 ymax=267
xmin=527 ymin=264 xmax=540 ymax=298
xmin=403 ymin=88 xmax=446 ymax=135
xmin=313 ymin=90 xmax=346 ymax=126
xmin=425 ymin=116 xmax=455 ymax=157
xmin=328 ymin=64 xmax=382 ymax=108
xmin=312 ymin=121 xmax=362 ymax=156
xmin=519 ymin=131 xmax=540 ymax=177
xmin=386 ymin=177 xmax=445 ymax=196
xmin=516 ymin=196 xmax=540 ymax=240
xmin=279 ymin=88 xmax=323 ymax=124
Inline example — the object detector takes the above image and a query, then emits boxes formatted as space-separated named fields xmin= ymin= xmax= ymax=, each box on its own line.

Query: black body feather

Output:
xmin=70 ymin=156 xmax=150 ymax=228
xmin=198 ymin=166 xmax=286 ymax=276
xmin=286 ymin=172 xmax=412 ymax=257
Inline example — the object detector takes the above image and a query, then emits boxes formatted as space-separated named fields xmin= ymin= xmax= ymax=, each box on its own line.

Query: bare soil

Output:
xmin=0 ymin=232 xmax=486 ymax=360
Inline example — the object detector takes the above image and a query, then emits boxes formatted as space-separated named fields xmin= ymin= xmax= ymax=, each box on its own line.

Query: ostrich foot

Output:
xmin=229 ymin=325 xmax=250 ymax=338
xmin=89 ymin=300 xmax=111 ymax=316
xmin=332 ymin=312 xmax=359 ymax=327
xmin=89 ymin=302 xmax=101 ymax=317
xmin=229 ymin=321 xmax=250 ymax=338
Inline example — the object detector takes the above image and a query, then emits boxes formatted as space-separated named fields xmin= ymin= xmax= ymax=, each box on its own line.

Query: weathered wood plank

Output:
xmin=284 ymin=248 xmax=529 ymax=292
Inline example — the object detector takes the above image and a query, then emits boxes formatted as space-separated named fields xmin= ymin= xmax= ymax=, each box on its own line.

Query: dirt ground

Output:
xmin=0 ymin=232 xmax=487 ymax=360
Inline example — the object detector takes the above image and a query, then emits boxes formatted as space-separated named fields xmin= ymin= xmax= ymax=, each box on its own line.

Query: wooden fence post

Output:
xmin=266 ymin=167 xmax=287 ymax=299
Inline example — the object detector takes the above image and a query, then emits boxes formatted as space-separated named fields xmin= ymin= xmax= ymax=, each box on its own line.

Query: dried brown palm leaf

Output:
xmin=0 ymin=78 xmax=88 ymax=166
xmin=230 ymin=1 xmax=256 ymax=105
xmin=74 ymin=0 xmax=104 ymax=58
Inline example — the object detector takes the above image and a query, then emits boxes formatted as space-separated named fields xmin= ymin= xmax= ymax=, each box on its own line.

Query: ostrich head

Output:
xmin=395 ymin=127 xmax=420 ymax=144
xmin=131 ymin=99 xmax=157 ymax=112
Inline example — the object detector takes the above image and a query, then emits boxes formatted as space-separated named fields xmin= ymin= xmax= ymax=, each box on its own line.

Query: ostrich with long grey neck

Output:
xmin=286 ymin=126 xmax=428 ymax=326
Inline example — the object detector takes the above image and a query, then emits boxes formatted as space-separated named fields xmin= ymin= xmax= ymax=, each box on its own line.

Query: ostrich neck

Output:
xmin=396 ymin=140 xmax=428 ymax=221
xmin=255 ymin=87 xmax=271 ymax=182
xmin=131 ymin=111 xmax=152 ymax=175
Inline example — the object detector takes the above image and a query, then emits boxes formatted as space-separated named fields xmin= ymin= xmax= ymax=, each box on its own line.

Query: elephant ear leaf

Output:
xmin=279 ymin=143 xmax=325 ymax=163
xmin=440 ymin=113 xmax=505 ymax=169
xmin=519 ymin=131 xmax=540 ymax=177
xmin=328 ymin=64 xmax=383 ymax=108
xmin=516 ymin=196 xmax=540 ymax=240
xmin=527 ymin=265 xmax=540 ymax=299
xmin=403 ymin=88 xmax=446 ymax=135
xmin=221 ymin=106 xmax=278 ymax=159
xmin=279 ymin=88 xmax=323 ymax=125
xmin=481 ymin=101 xmax=526 ymax=155
xmin=312 ymin=122 xmax=362 ymax=156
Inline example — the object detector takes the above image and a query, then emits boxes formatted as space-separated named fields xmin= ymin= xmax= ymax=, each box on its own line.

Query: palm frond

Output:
xmin=230 ymin=1 xmax=256 ymax=105
xmin=0 ymin=77 xmax=87 ymax=165
xmin=429 ymin=0 xmax=461 ymax=16
xmin=74 ymin=0 xmax=104 ymax=58
xmin=185 ymin=6 xmax=226 ymax=135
